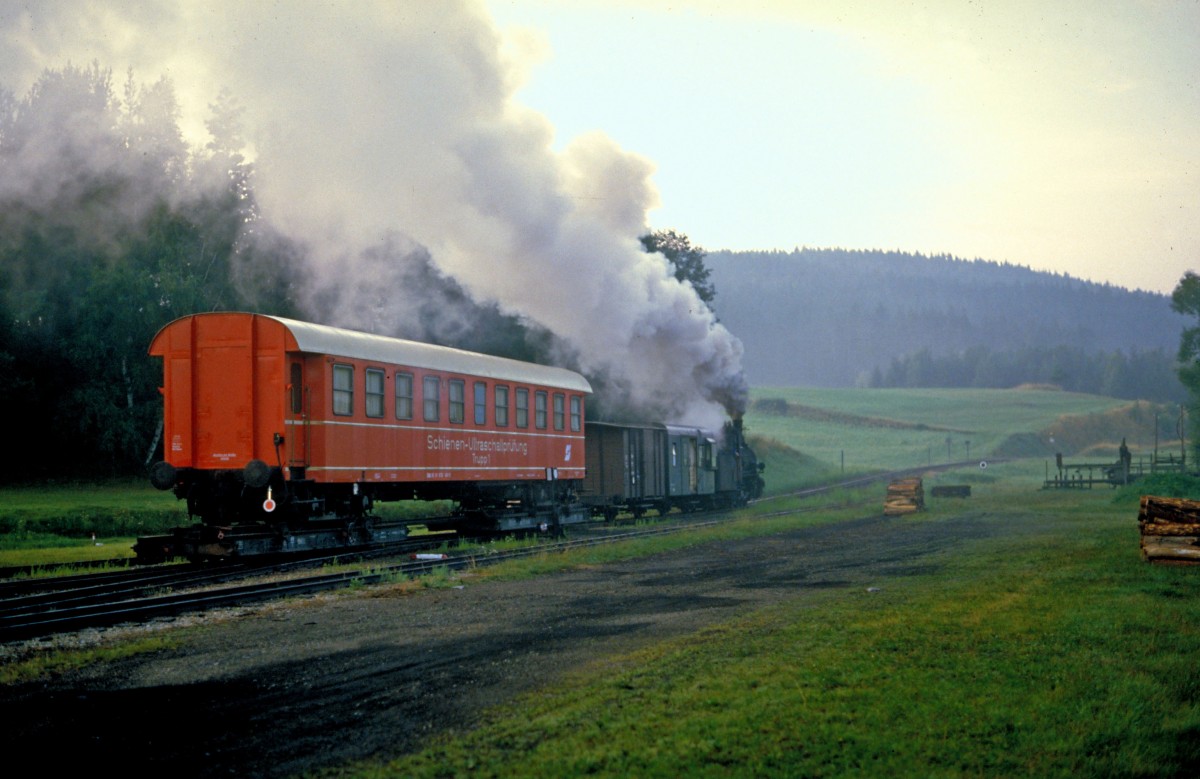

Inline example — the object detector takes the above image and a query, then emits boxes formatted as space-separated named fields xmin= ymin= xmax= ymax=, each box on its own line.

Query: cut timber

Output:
xmin=1139 ymin=495 xmax=1200 ymax=525
xmin=884 ymin=477 xmax=924 ymax=516
xmin=931 ymin=485 xmax=971 ymax=498
xmin=1137 ymin=495 xmax=1200 ymax=565
xmin=1140 ymin=535 xmax=1200 ymax=561
xmin=1139 ymin=523 xmax=1200 ymax=536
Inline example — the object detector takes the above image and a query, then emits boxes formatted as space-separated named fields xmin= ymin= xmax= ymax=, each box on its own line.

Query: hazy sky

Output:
xmin=2 ymin=0 xmax=1197 ymax=296
xmin=488 ymin=0 xmax=1200 ymax=294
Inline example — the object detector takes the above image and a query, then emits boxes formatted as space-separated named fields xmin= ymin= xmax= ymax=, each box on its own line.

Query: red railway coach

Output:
xmin=148 ymin=312 xmax=592 ymax=534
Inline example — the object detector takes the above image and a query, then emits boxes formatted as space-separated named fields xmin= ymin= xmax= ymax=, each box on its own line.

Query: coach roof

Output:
xmin=154 ymin=313 xmax=593 ymax=394
xmin=273 ymin=315 xmax=591 ymax=392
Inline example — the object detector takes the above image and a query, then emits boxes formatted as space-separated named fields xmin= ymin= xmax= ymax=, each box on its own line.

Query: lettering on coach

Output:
xmin=425 ymin=434 xmax=530 ymax=458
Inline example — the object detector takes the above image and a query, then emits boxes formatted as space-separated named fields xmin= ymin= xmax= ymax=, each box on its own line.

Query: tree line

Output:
xmin=865 ymin=345 xmax=1185 ymax=402
xmin=0 ymin=64 xmax=309 ymax=480
xmin=707 ymin=248 xmax=1188 ymax=390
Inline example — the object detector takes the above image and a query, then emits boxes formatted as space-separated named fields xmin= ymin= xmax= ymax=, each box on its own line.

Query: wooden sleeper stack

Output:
xmin=1138 ymin=495 xmax=1200 ymax=565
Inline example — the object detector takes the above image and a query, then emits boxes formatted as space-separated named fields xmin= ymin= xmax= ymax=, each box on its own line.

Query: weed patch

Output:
xmin=1 ymin=636 xmax=178 ymax=686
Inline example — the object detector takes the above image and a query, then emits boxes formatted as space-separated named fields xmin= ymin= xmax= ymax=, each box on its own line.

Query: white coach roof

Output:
xmin=267 ymin=315 xmax=592 ymax=393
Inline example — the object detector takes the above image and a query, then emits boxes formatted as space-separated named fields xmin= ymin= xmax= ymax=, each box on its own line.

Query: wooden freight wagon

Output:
xmin=581 ymin=422 xmax=668 ymax=520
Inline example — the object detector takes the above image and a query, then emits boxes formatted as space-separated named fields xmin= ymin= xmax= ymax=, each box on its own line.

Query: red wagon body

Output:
xmin=149 ymin=312 xmax=590 ymax=529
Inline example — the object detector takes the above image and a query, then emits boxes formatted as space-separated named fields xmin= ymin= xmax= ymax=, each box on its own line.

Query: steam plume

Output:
xmin=0 ymin=1 xmax=747 ymax=425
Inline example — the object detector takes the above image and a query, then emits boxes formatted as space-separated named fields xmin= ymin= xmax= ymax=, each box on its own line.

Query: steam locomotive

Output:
xmin=147 ymin=313 xmax=763 ymax=545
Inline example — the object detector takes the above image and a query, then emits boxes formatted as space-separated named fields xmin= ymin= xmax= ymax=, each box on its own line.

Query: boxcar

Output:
xmin=149 ymin=312 xmax=592 ymax=532
xmin=581 ymin=422 xmax=669 ymax=519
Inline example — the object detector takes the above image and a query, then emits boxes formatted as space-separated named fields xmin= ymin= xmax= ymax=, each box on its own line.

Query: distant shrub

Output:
xmin=752 ymin=398 xmax=790 ymax=415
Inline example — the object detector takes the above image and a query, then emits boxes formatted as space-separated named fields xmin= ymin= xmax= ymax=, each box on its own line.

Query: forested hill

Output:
xmin=708 ymin=248 xmax=1188 ymax=396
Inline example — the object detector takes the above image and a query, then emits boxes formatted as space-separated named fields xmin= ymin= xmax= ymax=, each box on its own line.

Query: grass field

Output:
xmin=0 ymin=480 xmax=185 ymax=566
xmin=745 ymin=386 xmax=1175 ymax=475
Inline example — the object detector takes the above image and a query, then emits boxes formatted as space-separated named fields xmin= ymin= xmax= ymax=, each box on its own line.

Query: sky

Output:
xmin=0 ymin=0 xmax=1196 ymax=301
xmin=486 ymin=0 xmax=1200 ymax=294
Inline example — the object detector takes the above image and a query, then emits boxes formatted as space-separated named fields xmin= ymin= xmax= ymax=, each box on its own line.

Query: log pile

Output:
xmin=931 ymin=485 xmax=971 ymax=498
xmin=1138 ymin=495 xmax=1200 ymax=565
xmin=884 ymin=478 xmax=924 ymax=516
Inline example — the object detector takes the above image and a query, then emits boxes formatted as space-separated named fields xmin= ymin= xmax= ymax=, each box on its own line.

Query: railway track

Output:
xmin=0 ymin=536 xmax=452 ymax=642
xmin=1 ymin=461 xmax=985 ymax=644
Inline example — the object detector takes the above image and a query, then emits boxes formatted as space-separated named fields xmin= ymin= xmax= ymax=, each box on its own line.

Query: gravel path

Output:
xmin=0 ymin=512 xmax=1000 ymax=777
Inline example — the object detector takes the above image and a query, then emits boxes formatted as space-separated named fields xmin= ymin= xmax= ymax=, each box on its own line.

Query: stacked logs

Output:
xmin=1138 ymin=495 xmax=1200 ymax=565
xmin=884 ymin=477 xmax=924 ymax=516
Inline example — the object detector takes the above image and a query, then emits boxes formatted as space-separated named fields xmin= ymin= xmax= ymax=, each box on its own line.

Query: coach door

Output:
xmin=286 ymin=361 xmax=309 ymax=468
xmin=192 ymin=335 xmax=254 ymax=469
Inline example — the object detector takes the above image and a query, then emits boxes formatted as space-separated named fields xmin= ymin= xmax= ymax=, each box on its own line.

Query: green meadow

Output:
xmin=745 ymin=386 xmax=1174 ymax=477
xmin=0 ymin=480 xmax=183 ymax=566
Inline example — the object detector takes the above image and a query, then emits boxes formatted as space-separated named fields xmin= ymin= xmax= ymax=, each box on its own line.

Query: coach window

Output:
xmin=449 ymin=379 xmax=465 ymax=424
xmin=570 ymin=396 xmax=582 ymax=432
xmin=552 ymin=393 xmax=565 ymax=431
xmin=424 ymin=376 xmax=440 ymax=422
xmin=395 ymin=372 xmax=413 ymax=420
xmin=535 ymin=390 xmax=548 ymax=429
xmin=333 ymin=364 xmax=354 ymax=416
xmin=515 ymin=388 xmax=529 ymax=428
xmin=474 ymin=382 xmax=487 ymax=425
xmin=365 ymin=368 xmax=385 ymax=418
xmin=495 ymin=385 xmax=509 ymax=427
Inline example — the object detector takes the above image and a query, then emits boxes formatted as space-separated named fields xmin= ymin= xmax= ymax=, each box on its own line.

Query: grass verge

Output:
xmin=0 ymin=635 xmax=179 ymax=686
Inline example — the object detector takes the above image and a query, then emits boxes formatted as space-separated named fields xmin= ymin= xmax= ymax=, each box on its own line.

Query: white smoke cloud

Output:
xmin=0 ymin=0 xmax=746 ymax=426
